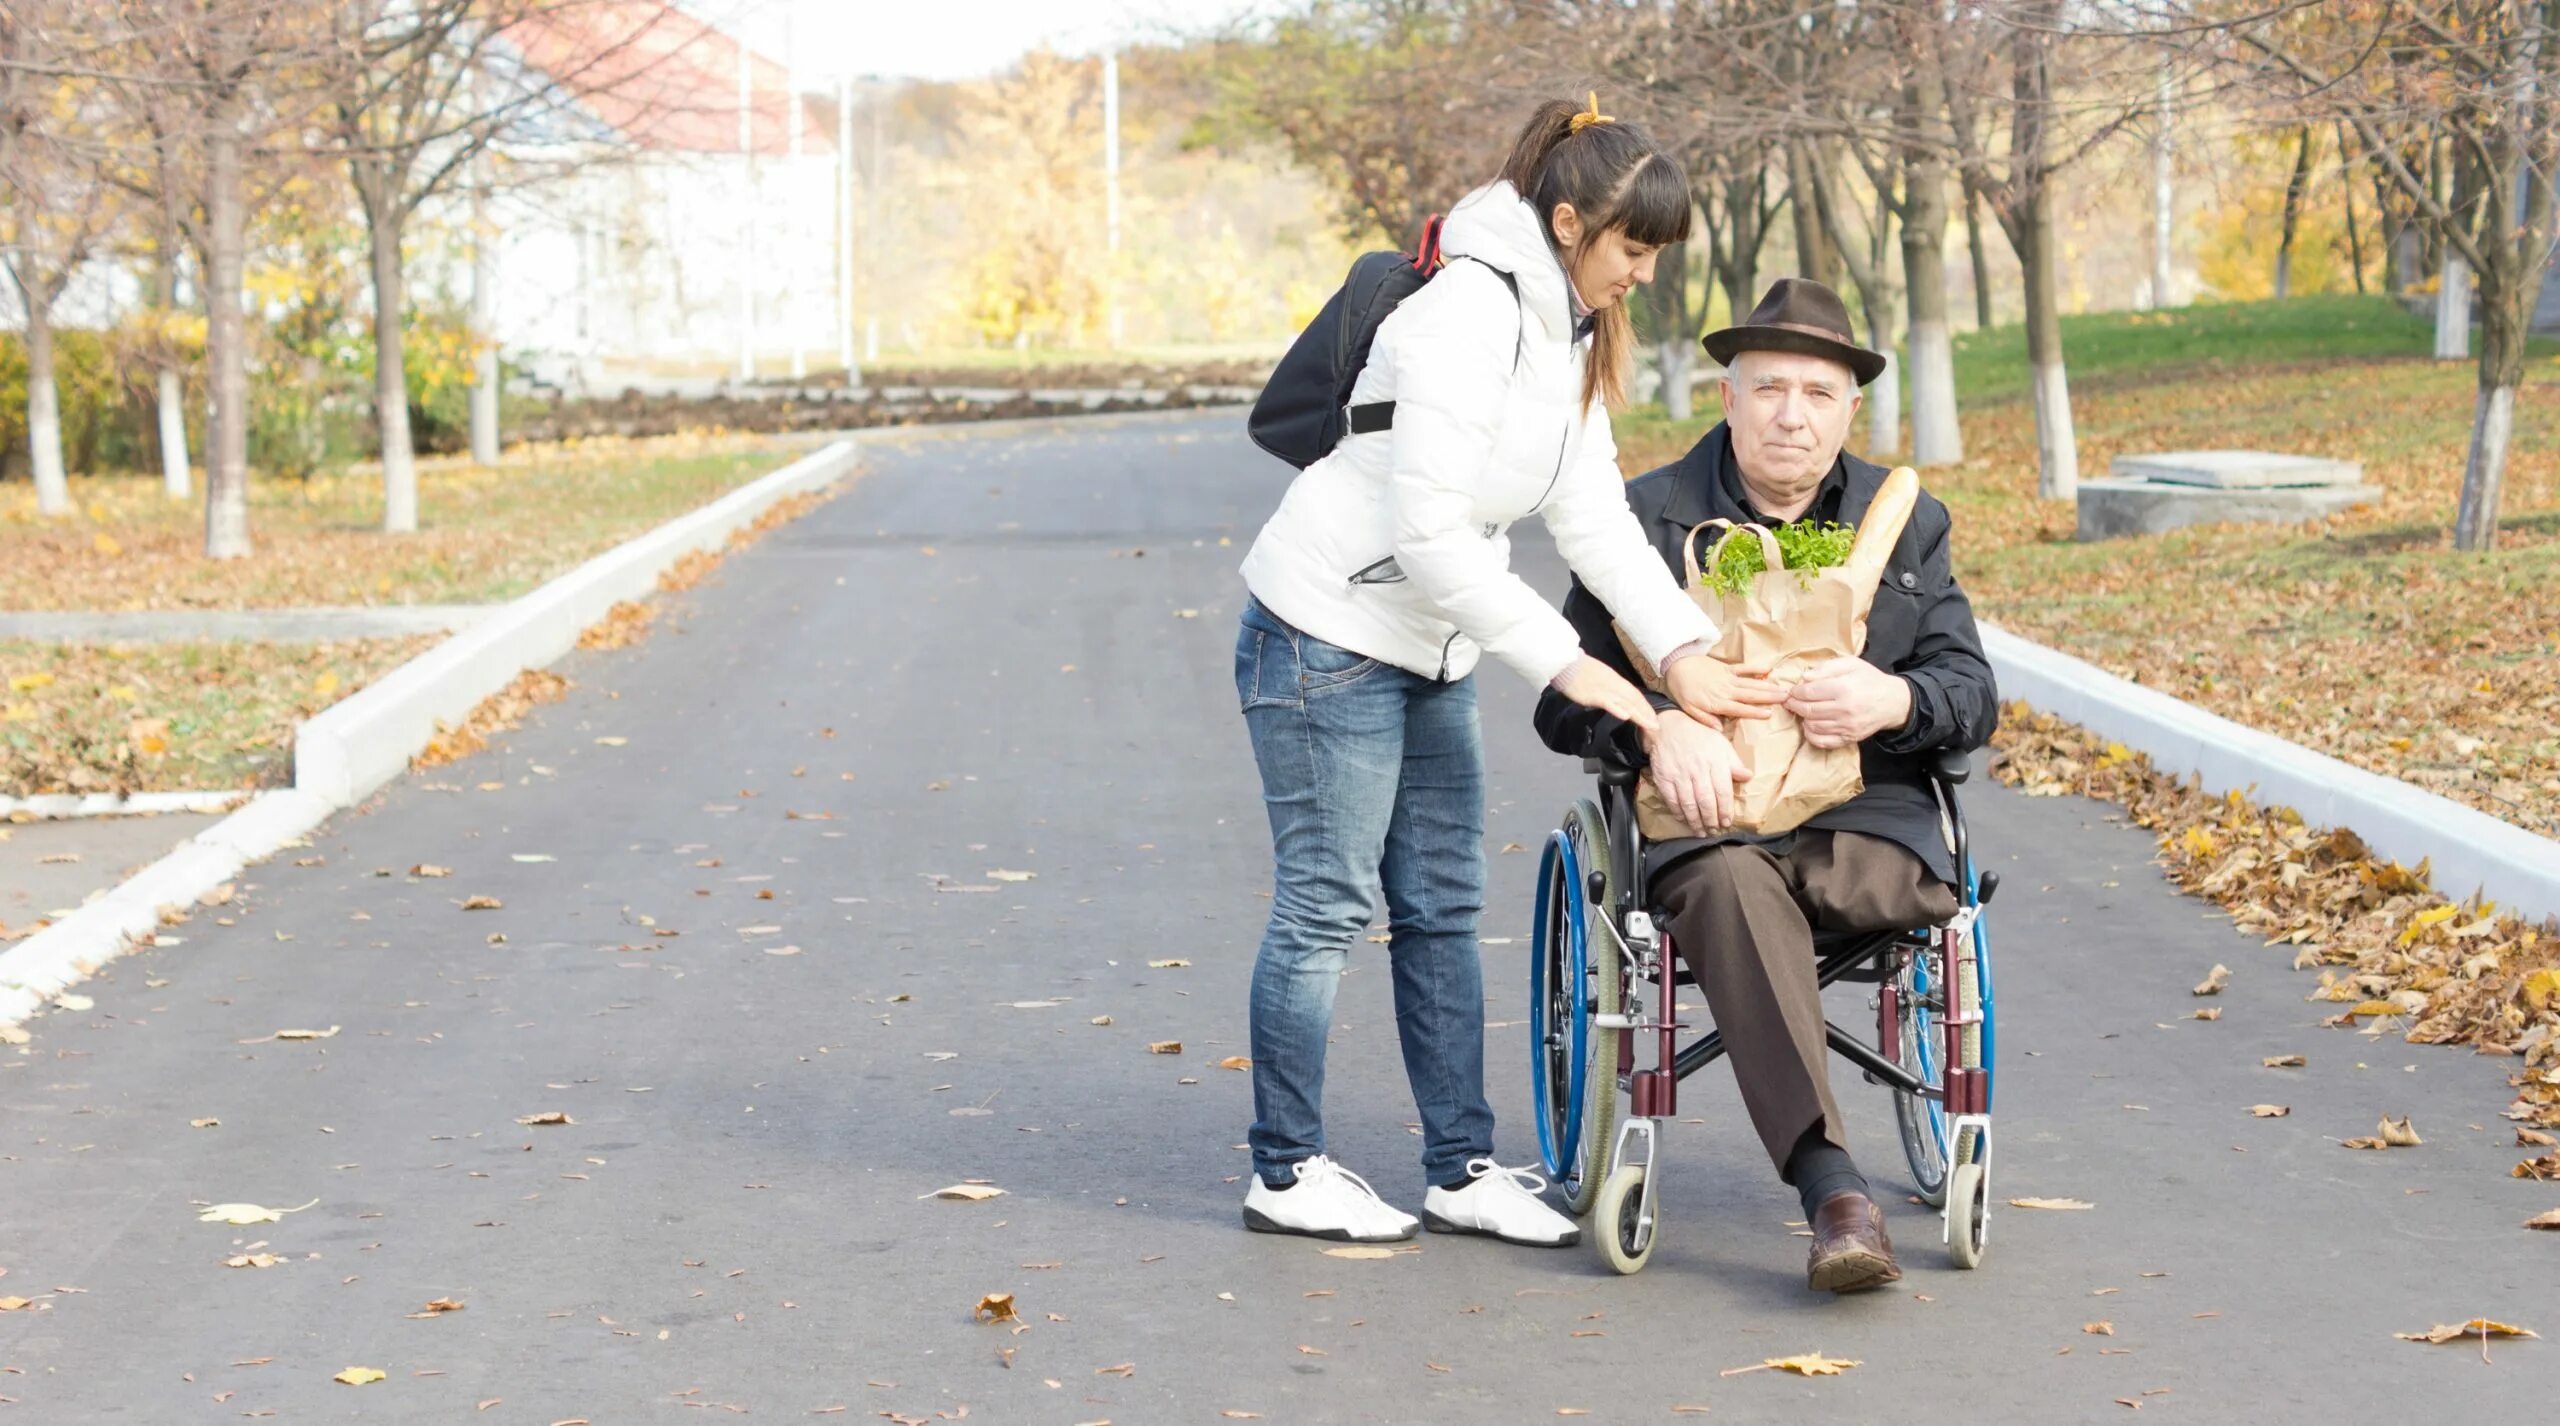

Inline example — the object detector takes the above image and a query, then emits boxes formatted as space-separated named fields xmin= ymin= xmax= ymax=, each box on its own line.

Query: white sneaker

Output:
xmin=1422 ymin=1159 xmax=1582 ymax=1248
xmin=1242 ymin=1156 xmax=1419 ymax=1243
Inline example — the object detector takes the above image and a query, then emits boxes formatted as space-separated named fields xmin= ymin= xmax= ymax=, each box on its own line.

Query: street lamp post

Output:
xmin=838 ymin=73 xmax=857 ymax=382
xmin=736 ymin=23 xmax=756 ymax=384
xmin=1103 ymin=48 xmax=1121 ymax=349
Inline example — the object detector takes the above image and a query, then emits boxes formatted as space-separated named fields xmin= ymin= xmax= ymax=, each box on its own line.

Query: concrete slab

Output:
xmin=2075 ymin=477 xmax=2380 ymax=541
xmin=0 ymin=812 xmax=217 ymax=936
xmin=0 ymin=606 xmax=496 ymax=645
xmin=2111 ymin=449 xmax=2364 ymax=489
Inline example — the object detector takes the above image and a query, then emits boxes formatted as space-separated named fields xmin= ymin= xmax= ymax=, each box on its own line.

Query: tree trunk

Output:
xmin=2336 ymin=123 xmax=2366 ymax=295
xmin=2275 ymin=126 xmax=2315 ymax=299
xmin=2019 ymin=180 xmax=2077 ymax=500
xmin=1902 ymin=162 xmax=1961 ymax=467
xmin=1864 ymin=322 xmax=1901 ymax=458
xmin=366 ymin=199 xmax=420 ymax=533
xmin=1807 ymin=151 xmax=1901 ymax=456
xmin=1648 ymin=240 xmax=1695 ymax=421
xmin=2150 ymin=58 xmax=2174 ymax=308
xmin=1720 ymin=199 xmax=1765 ymax=321
xmin=156 ymin=254 xmax=191 ymax=499
xmin=1787 ymin=141 xmax=1840 ymax=289
xmin=470 ymin=165 xmax=500 ymax=465
xmin=1964 ymin=182 xmax=1994 ymax=328
xmin=204 ymin=128 xmax=252 ymax=561
xmin=17 ymin=285 xmax=71 ymax=517
xmin=157 ymin=369 xmax=191 ymax=497
xmin=2435 ymin=254 xmax=2472 ymax=359
xmin=2454 ymin=276 xmax=2529 ymax=551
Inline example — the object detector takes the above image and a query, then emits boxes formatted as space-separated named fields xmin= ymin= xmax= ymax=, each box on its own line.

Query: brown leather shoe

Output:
xmin=1806 ymin=1190 xmax=1902 ymax=1292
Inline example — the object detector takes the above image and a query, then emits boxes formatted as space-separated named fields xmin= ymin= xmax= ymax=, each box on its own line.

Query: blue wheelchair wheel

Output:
xmin=1529 ymin=806 xmax=1599 ymax=1185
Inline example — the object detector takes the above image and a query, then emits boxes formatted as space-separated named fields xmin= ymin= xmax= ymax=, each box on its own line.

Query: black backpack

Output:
xmin=1247 ymin=216 xmax=1517 ymax=469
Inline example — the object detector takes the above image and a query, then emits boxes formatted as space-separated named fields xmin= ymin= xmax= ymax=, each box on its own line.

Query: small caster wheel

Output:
xmin=1595 ymin=1164 xmax=1655 ymax=1275
xmin=1945 ymin=1160 xmax=1987 ymax=1270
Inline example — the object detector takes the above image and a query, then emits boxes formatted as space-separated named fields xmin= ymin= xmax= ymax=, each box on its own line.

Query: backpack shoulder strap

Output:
xmin=1343 ymin=257 xmax=1526 ymax=436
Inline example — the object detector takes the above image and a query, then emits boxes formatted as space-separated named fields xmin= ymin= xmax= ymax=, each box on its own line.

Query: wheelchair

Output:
xmin=1528 ymin=746 xmax=1999 ymax=1275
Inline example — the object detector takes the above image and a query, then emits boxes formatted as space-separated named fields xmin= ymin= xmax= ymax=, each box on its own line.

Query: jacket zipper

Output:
xmin=1524 ymin=421 xmax=1569 ymax=517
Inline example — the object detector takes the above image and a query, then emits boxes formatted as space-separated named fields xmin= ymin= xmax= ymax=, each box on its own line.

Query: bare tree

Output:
xmin=0 ymin=3 xmax=126 ymax=517
xmin=1942 ymin=1 xmax=2149 ymax=500
xmin=93 ymin=0 xmax=323 ymax=560
xmin=1810 ymin=139 xmax=1904 ymax=454
xmin=317 ymin=0 xmax=685 ymax=533
xmin=1211 ymin=2 xmax=1511 ymax=246
xmin=2201 ymin=0 xmax=2559 ymax=550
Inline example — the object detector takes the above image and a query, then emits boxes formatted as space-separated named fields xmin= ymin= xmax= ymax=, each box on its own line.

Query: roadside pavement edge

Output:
xmin=1 ymin=438 xmax=861 ymax=1029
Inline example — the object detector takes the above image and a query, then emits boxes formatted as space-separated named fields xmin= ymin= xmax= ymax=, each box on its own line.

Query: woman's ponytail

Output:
xmin=1495 ymin=97 xmax=1694 ymax=412
xmin=1497 ymin=99 xmax=1584 ymax=198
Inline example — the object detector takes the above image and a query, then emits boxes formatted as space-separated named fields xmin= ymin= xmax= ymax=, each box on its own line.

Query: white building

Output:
xmin=496 ymin=1 xmax=848 ymax=389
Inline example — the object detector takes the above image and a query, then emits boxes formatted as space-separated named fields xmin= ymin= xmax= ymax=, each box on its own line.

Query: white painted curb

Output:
xmin=1983 ymin=623 xmax=2560 ymax=923
xmin=2 ymin=438 xmax=861 ymax=1031
xmin=295 ymin=439 xmax=858 ymax=806
xmin=0 ymin=789 xmax=252 ymax=819
xmin=0 ymin=789 xmax=334 ymax=1027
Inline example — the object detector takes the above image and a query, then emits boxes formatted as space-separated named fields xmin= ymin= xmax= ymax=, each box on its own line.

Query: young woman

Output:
xmin=1233 ymin=96 xmax=1783 ymax=1246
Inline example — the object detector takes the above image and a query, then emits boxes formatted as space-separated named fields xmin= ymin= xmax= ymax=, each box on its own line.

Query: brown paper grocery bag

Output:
xmin=1613 ymin=467 xmax=1920 ymax=840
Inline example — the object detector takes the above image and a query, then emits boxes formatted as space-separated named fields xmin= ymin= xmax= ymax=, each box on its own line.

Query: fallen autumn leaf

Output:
xmin=929 ymin=1184 xmax=1006 ymax=1201
xmin=2395 ymin=1319 xmax=2537 ymax=1345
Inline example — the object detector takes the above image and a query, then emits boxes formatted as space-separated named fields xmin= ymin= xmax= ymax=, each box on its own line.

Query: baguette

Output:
xmin=1843 ymin=465 xmax=1921 ymax=591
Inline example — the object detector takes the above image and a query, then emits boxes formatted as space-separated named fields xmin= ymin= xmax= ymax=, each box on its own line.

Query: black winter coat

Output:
xmin=1530 ymin=423 xmax=1999 ymax=886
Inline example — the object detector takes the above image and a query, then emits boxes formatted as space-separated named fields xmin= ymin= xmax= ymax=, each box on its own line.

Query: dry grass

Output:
xmin=1 ymin=433 xmax=820 ymax=797
xmin=0 ymin=433 xmax=802 ymax=612
xmin=1 ymin=636 xmax=435 ymax=797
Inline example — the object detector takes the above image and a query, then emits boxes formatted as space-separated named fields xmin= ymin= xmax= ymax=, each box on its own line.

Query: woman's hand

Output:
xmin=1551 ymin=655 xmax=1659 ymax=736
xmin=1643 ymin=711 xmax=1752 ymax=833
xmin=1663 ymin=654 xmax=1787 ymax=725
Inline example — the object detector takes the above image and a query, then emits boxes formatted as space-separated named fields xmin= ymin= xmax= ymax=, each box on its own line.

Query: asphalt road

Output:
xmin=3 ymin=409 xmax=2553 ymax=1424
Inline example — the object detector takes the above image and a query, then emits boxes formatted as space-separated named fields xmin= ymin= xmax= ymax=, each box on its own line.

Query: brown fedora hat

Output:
xmin=1701 ymin=277 xmax=1888 ymax=386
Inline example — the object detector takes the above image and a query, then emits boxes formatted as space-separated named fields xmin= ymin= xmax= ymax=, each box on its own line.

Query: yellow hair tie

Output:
xmin=1569 ymin=91 xmax=1614 ymax=134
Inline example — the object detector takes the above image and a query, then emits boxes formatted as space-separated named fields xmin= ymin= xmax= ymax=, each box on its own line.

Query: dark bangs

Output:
xmin=1603 ymin=149 xmax=1695 ymax=247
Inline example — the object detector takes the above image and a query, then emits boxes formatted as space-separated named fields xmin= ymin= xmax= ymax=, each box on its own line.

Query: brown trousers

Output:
xmin=1652 ymin=830 xmax=1959 ymax=1178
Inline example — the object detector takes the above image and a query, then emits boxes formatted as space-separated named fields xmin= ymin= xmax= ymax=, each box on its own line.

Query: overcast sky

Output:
xmin=706 ymin=0 xmax=1271 ymax=83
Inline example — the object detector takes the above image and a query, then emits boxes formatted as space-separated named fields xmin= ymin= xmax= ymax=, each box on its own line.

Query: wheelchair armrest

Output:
xmin=1930 ymin=747 xmax=1974 ymax=786
xmin=1583 ymin=753 xmax=1641 ymax=788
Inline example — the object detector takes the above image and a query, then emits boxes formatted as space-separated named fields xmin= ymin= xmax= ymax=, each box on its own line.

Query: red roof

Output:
xmin=505 ymin=0 xmax=835 ymax=156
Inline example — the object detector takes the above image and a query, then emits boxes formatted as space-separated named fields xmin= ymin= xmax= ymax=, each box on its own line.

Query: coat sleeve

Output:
xmin=1870 ymin=513 xmax=2000 ymax=756
xmin=1384 ymin=268 xmax=1589 ymax=687
xmin=1537 ymin=403 xmax=1715 ymax=668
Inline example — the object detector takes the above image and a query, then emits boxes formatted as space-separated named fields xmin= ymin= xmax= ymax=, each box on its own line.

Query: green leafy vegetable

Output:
xmin=1702 ymin=521 xmax=1857 ymax=597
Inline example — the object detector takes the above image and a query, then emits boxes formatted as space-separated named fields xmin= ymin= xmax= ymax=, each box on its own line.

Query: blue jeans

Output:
xmin=1235 ymin=596 xmax=1495 ymax=1188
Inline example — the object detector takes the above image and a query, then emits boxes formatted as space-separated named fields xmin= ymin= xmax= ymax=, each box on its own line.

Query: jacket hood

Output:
xmin=1439 ymin=180 xmax=1575 ymax=346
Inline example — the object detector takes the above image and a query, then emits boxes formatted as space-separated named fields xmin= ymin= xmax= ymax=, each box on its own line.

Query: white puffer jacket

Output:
xmin=1240 ymin=180 xmax=1713 ymax=686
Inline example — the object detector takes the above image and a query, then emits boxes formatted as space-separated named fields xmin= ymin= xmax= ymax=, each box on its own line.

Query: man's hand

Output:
xmin=1786 ymin=656 xmax=1912 ymax=749
xmin=1643 ymin=711 xmax=1751 ymax=834
xmin=1663 ymin=652 xmax=1787 ymax=725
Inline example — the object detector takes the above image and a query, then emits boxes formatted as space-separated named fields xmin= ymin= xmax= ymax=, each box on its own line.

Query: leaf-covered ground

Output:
xmin=0 ymin=434 xmax=796 ymax=611
xmin=1620 ymin=300 xmax=2560 ymax=839
xmin=1 ymin=637 xmax=434 ymax=797
xmin=1990 ymin=703 xmax=2560 ymax=1139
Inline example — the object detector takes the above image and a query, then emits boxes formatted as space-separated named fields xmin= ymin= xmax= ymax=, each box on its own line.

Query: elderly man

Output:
xmin=1532 ymin=278 xmax=1997 ymax=1293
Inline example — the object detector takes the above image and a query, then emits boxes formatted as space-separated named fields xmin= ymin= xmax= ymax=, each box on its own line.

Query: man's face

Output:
xmin=1720 ymin=349 xmax=1863 ymax=510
